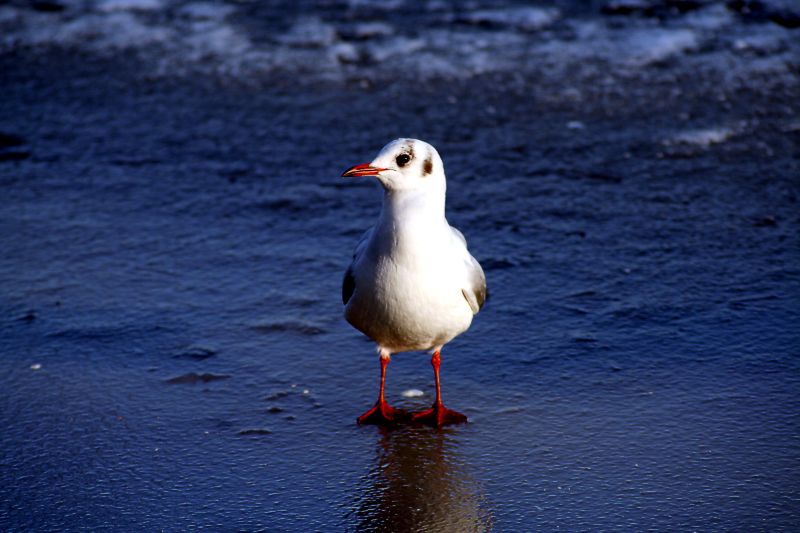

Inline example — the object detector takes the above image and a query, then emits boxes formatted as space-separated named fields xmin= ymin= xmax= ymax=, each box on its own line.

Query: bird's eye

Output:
xmin=396 ymin=153 xmax=411 ymax=167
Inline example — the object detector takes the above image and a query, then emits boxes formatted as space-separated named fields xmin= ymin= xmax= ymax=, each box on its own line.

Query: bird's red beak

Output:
xmin=342 ymin=163 xmax=387 ymax=178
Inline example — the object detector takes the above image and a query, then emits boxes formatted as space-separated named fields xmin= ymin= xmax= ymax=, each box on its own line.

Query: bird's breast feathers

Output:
xmin=345 ymin=248 xmax=475 ymax=351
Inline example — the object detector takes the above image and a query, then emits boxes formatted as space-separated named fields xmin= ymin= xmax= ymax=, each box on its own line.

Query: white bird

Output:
xmin=341 ymin=138 xmax=487 ymax=427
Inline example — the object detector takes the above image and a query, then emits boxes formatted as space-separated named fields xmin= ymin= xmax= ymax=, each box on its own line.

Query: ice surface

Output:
xmin=1 ymin=8 xmax=798 ymax=527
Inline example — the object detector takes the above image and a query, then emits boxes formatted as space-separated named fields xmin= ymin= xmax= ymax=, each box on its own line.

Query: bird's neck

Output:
xmin=379 ymin=189 xmax=446 ymax=231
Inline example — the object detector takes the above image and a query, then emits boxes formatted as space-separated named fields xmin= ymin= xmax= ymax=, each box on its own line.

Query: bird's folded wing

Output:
xmin=450 ymin=226 xmax=486 ymax=314
xmin=342 ymin=265 xmax=356 ymax=305
xmin=450 ymin=226 xmax=467 ymax=246
xmin=353 ymin=226 xmax=374 ymax=259
xmin=342 ymin=227 xmax=374 ymax=305
xmin=461 ymin=255 xmax=487 ymax=314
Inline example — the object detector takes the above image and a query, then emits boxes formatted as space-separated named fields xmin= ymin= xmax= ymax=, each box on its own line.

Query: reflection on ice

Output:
xmin=351 ymin=426 xmax=492 ymax=532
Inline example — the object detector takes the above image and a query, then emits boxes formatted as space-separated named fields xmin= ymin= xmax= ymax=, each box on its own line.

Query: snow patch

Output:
xmin=669 ymin=127 xmax=735 ymax=147
xmin=178 ymin=2 xmax=236 ymax=21
xmin=1 ymin=0 xmax=797 ymax=84
xmin=97 ymin=0 xmax=164 ymax=13
xmin=347 ymin=0 xmax=405 ymax=11
xmin=182 ymin=23 xmax=252 ymax=60
xmin=0 ymin=6 xmax=22 ymax=24
xmin=732 ymin=33 xmax=787 ymax=55
xmin=351 ymin=22 xmax=394 ymax=40
xmin=684 ymin=4 xmax=735 ymax=31
xmin=330 ymin=42 xmax=360 ymax=64
xmin=26 ymin=12 xmax=173 ymax=49
xmin=364 ymin=36 xmax=425 ymax=63
xmin=627 ymin=28 xmax=699 ymax=65
xmin=458 ymin=7 xmax=561 ymax=32
xmin=278 ymin=17 xmax=338 ymax=48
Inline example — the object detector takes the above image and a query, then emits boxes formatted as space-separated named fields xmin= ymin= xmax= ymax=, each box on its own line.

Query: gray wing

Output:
xmin=342 ymin=265 xmax=356 ymax=305
xmin=450 ymin=226 xmax=467 ymax=246
xmin=342 ymin=227 xmax=373 ymax=305
xmin=461 ymin=255 xmax=487 ymax=314
xmin=451 ymin=225 xmax=487 ymax=314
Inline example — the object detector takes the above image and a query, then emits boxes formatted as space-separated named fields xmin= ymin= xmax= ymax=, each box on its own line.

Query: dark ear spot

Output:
xmin=423 ymin=156 xmax=433 ymax=175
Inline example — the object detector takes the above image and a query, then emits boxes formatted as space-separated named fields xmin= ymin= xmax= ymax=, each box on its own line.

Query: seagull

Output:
xmin=341 ymin=138 xmax=487 ymax=427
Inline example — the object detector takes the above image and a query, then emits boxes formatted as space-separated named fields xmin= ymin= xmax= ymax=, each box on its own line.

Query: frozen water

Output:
xmin=1 ymin=1 xmax=798 ymax=531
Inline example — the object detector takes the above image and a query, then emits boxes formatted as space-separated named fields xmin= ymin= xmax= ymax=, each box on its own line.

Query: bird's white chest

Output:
xmin=345 ymin=235 xmax=472 ymax=352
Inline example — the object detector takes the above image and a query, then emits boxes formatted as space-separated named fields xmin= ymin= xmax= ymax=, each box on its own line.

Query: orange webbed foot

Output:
xmin=411 ymin=403 xmax=467 ymax=427
xmin=357 ymin=400 xmax=408 ymax=425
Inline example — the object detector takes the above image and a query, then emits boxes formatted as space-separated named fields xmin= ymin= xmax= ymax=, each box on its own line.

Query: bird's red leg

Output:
xmin=357 ymin=354 xmax=407 ymax=425
xmin=411 ymin=351 xmax=468 ymax=427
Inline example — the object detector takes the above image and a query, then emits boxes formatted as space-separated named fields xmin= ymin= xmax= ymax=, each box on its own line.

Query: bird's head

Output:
xmin=342 ymin=138 xmax=445 ymax=194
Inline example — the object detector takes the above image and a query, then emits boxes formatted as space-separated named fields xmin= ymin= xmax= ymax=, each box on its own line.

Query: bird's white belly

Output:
xmin=345 ymin=255 xmax=473 ymax=353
